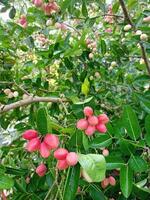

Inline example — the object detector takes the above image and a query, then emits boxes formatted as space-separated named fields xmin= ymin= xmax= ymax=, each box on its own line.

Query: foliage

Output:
xmin=0 ymin=0 xmax=150 ymax=199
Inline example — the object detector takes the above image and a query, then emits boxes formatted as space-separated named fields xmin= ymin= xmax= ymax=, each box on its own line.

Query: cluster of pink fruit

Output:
xmin=101 ymin=176 xmax=116 ymax=189
xmin=32 ymin=0 xmax=59 ymax=16
xmin=76 ymin=106 xmax=109 ymax=136
xmin=22 ymin=130 xmax=78 ymax=176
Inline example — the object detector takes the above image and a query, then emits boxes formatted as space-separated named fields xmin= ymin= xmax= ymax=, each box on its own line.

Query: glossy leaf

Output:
xmin=129 ymin=155 xmax=148 ymax=173
xmin=145 ymin=114 xmax=150 ymax=146
xmin=120 ymin=165 xmax=133 ymax=198
xmin=78 ymin=154 xmax=106 ymax=182
xmin=122 ymin=105 xmax=141 ymax=141
xmin=63 ymin=164 xmax=80 ymax=200
xmin=0 ymin=174 xmax=14 ymax=189
xmin=36 ymin=107 xmax=48 ymax=135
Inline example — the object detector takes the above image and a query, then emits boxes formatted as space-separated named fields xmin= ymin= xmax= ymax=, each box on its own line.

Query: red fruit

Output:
xmin=85 ymin=125 xmax=96 ymax=136
xmin=36 ymin=163 xmax=47 ymax=177
xmin=18 ymin=16 xmax=27 ymax=28
xmin=40 ymin=142 xmax=50 ymax=158
xmin=54 ymin=148 xmax=68 ymax=160
xmin=66 ymin=152 xmax=78 ymax=166
xmin=76 ymin=119 xmax=88 ymax=130
xmin=102 ymin=149 xmax=109 ymax=157
xmin=57 ymin=160 xmax=68 ymax=170
xmin=22 ymin=129 xmax=38 ymax=140
xmin=83 ymin=106 xmax=93 ymax=117
xmin=96 ymin=123 xmax=107 ymax=133
xmin=26 ymin=138 xmax=41 ymax=152
xmin=109 ymin=176 xmax=116 ymax=186
xmin=33 ymin=0 xmax=43 ymax=7
xmin=101 ymin=178 xmax=109 ymax=189
xmin=44 ymin=134 xmax=59 ymax=149
xmin=98 ymin=114 xmax=109 ymax=124
xmin=88 ymin=116 xmax=98 ymax=126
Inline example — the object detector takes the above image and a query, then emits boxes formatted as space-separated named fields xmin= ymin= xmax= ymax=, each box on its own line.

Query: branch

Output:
xmin=119 ymin=0 xmax=150 ymax=75
xmin=0 ymin=96 xmax=67 ymax=114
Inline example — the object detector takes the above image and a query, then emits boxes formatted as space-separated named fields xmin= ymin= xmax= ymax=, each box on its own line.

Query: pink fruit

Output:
xmin=36 ymin=163 xmax=47 ymax=177
xmin=43 ymin=3 xmax=53 ymax=15
xmin=40 ymin=142 xmax=50 ymax=158
xmin=18 ymin=16 xmax=27 ymax=28
xmin=44 ymin=134 xmax=59 ymax=149
xmin=98 ymin=114 xmax=109 ymax=124
xmin=101 ymin=178 xmax=109 ymax=189
xmin=54 ymin=148 xmax=68 ymax=160
xmin=88 ymin=116 xmax=98 ymax=126
xmin=33 ymin=0 xmax=43 ymax=7
xmin=76 ymin=119 xmax=88 ymax=130
xmin=85 ymin=125 xmax=96 ymax=136
xmin=96 ymin=123 xmax=107 ymax=133
xmin=22 ymin=129 xmax=38 ymax=140
xmin=57 ymin=160 xmax=68 ymax=170
xmin=109 ymin=176 xmax=116 ymax=186
xmin=51 ymin=2 xmax=59 ymax=11
xmin=83 ymin=106 xmax=93 ymax=117
xmin=26 ymin=138 xmax=41 ymax=152
xmin=102 ymin=149 xmax=109 ymax=157
xmin=66 ymin=152 xmax=78 ymax=166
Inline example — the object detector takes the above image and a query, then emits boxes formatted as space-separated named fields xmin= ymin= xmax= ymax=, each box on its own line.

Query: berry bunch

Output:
xmin=101 ymin=176 xmax=116 ymax=189
xmin=76 ymin=106 xmax=109 ymax=136
xmin=22 ymin=130 xmax=78 ymax=176
xmin=23 ymin=130 xmax=59 ymax=158
xmin=54 ymin=149 xmax=78 ymax=170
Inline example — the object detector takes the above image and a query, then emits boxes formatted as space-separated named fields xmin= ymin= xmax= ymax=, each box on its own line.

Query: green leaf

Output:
xmin=122 ymin=105 xmax=141 ymax=141
xmin=75 ymin=96 xmax=93 ymax=105
xmin=36 ymin=107 xmax=48 ymax=135
xmin=0 ymin=175 xmax=14 ymax=189
xmin=89 ymin=184 xmax=106 ymax=200
xmin=129 ymin=156 xmax=148 ymax=173
xmin=9 ymin=7 xmax=16 ymax=19
xmin=136 ymin=94 xmax=150 ymax=114
xmin=82 ymin=0 xmax=88 ymax=17
xmin=89 ymin=135 xmax=112 ymax=149
xmin=63 ymin=164 xmax=80 ymax=200
xmin=112 ymin=1 xmax=120 ymax=13
xmin=145 ymin=114 xmax=150 ymax=146
xmin=120 ymin=165 xmax=133 ymax=198
xmin=82 ymin=133 xmax=89 ymax=151
xmin=81 ymin=77 xmax=90 ymax=96
xmin=100 ymin=39 xmax=106 ymax=55
xmin=78 ymin=154 xmax=106 ymax=182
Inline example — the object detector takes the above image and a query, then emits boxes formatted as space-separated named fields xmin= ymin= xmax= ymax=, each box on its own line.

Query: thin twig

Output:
xmin=0 ymin=96 xmax=67 ymax=114
xmin=119 ymin=0 xmax=150 ymax=75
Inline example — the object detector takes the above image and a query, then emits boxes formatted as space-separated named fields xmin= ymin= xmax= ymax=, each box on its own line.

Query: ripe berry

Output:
xmin=83 ymin=106 xmax=93 ymax=117
xmin=109 ymin=176 xmax=116 ymax=186
xmin=102 ymin=149 xmax=109 ymax=157
xmin=85 ymin=125 xmax=96 ymax=136
xmin=40 ymin=142 xmax=50 ymax=158
xmin=57 ymin=160 xmax=68 ymax=170
xmin=66 ymin=152 xmax=78 ymax=166
xmin=22 ymin=129 xmax=38 ymax=140
xmin=26 ymin=138 xmax=41 ymax=152
xmin=101 ymin=178 xmax=109 ymax=189
xmin=88 ymin=116 xmax=98 ymax=126
xmin=96 ymin=123 xmax=107 ymax=133
xmin=33 ymin=0 xmax=43 ymax=7
xmin=44 ymin=134 xmax=59 ymax=149
xmin=36 ymin=163 xmax=47 ymax=177
xmin=98 ymin=114 xmax=109 ymax=124
xmin=54 ymin=148 xmax=68 ymax=160
xmin=76 ymin=119 xmax=88 ymax=130
xmin=143 ymin=16 xmax=150 ymax=22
